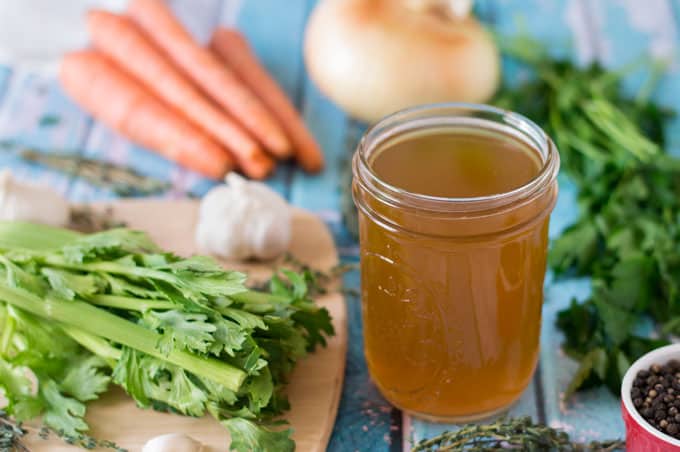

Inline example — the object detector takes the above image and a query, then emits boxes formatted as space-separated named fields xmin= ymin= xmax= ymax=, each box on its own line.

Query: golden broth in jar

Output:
xmin=352 ymin=104 xmax=559 ymax=421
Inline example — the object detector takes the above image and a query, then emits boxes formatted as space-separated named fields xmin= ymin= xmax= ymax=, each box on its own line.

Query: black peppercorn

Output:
xmin=632 ymin=360 xmax=680 ymax=441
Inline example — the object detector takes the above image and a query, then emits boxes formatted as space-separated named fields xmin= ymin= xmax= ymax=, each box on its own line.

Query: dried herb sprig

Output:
xmin=36 ymin=427 xmax=127 ymax=452
xmin=69 ymin=206 xmax=126 ymax=233
xmin=0 ymin=410 xmax=126 ymax=452
xmin=0 ymin=410 xmax=28 ymax=452
xmin=411 ymin=417 xmax=624 ymax=452
xmin=0 ymin=141 xmax=171 ymax=196
xmin=19 ymin=148 xmax=171 ymax=196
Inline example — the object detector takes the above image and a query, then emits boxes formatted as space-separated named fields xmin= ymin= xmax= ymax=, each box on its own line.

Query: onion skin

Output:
xmin=304 ymin=0 xmax=500 ymax=123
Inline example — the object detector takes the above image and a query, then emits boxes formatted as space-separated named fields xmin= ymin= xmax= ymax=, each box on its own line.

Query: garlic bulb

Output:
xmin=0 ymin=170 xmax=70 ymax=226
xmin=142 ymin=433 xmax=203 ymax=452
xmin=196 ymin=173 xmax=291 ymax=261
xmin=304 ymin=0 xmax=500 ymax=123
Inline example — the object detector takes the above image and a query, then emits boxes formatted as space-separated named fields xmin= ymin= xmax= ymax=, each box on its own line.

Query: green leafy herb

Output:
xmin=411 ymin=416 xmax=624 ymax=451
xmin=0 ymin=222 xmax=334 ymax=451
xmin=495 ymin=37 xmax=677 ymax=395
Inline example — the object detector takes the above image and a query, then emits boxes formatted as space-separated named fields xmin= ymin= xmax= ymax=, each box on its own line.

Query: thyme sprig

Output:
xmin=19 ymin=148 xmax=171 ymax=196
xmin=0 ymin=410 xmax=28 ymax=452
xmin=0 ymin=410 xmax=126 ymax=452
xmin=411 ymin=417 xmax=624 ymax=452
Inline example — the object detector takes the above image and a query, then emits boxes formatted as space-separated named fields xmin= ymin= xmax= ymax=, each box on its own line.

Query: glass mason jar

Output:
xmin=352 ymin=103 xmax=560 ymax=422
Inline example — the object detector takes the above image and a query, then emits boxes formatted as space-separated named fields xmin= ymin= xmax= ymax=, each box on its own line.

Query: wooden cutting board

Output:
xmin=23 ymin=199 xmax=348 ymax=452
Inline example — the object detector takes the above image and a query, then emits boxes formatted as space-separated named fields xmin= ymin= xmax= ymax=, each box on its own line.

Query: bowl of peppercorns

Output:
xmin=622 ymin=344 xmax=680 ymax=451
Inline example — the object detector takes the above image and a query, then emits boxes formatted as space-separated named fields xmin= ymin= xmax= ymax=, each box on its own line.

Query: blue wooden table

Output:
xmin=1 ymin=0 xmax=679 ymax=449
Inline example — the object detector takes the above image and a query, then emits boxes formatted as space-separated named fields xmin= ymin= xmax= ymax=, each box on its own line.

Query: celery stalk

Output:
xmin=60 ymin=324 xmax=122 ymax=364
xmin=0 ymin=221 xmax=80 ymax=251
xmin=0 ymin=283 xmax=246 ymax=391
xmin=87 ymin=294 xmax=176 ymax=312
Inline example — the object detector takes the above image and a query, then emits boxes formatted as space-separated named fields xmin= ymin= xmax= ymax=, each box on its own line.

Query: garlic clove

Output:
xmin=249 ymin=205 xmax=292 ymax=261
xmin=195 ymin=173 xmax=292 ymax=261
xmin=142 ymin=433 xmax=203 ymax=452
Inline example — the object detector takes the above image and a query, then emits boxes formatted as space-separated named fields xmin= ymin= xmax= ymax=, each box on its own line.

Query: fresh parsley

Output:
xmin=495 ymin=39 xmax=678 ymax=396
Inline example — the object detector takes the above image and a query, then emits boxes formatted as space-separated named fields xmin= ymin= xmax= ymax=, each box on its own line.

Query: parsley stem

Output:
xmin=0 ymin=283 xmax=247 ymax=391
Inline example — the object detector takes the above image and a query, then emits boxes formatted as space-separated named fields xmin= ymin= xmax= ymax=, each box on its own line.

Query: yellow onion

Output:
xmin=304 ymin=0 xmax=500 ymax=123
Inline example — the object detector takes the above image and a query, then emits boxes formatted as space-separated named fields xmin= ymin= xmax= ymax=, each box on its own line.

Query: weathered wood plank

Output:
xmin=327 ymin=265 xmax=400 ymax=452
xmin=287 ymin=0 xmax=349 ymax=212
xmin=278 ymin=1 xmax=396 ymax=448
xmin=0 ymin=66 xmax=12 ymax=103
xmin=0 ymin=70 xmax=91 ymax=197
xmin=289 ymin=82 xmax=347 ymax=211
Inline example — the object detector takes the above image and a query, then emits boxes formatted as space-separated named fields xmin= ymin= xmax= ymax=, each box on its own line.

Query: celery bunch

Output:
xmin=0 ymin=222 xmax=333 ymax=451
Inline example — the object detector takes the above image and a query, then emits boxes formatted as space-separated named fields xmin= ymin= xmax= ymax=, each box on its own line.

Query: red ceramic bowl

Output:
xmin=622 ymin=344 xmax=680 ymax=451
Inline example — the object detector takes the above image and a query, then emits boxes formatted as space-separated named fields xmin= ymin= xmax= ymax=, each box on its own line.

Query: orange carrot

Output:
xmin=127 ymin=0 xmax=291 ymax=158
xmin=60 ymin=50 xmax=234 ymax=180
xmin=86 ymin=11 xmax=273 ymax=179
xmin=210 ymin=28 xmax=325 ymax=173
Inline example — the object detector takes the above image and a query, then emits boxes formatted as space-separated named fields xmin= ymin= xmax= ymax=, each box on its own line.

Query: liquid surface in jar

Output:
xmin=370 ymin=129 xmax=542 ymax=198
xmin=359 ymin=127 xmax=552 ymax=420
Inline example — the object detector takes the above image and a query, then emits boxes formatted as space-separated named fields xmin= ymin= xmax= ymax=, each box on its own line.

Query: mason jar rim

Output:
xmin=352 ymin=102 xmax=560 ymax=214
